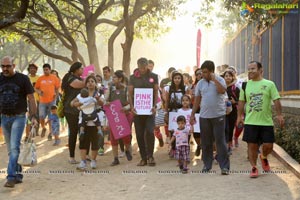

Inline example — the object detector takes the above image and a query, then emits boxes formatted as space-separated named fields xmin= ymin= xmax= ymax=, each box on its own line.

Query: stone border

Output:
xmin=272 ymin=143 xmax=300 ymax=179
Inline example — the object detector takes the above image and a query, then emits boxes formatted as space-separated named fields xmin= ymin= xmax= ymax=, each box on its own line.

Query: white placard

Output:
xmin=134 ymin=88 xmax=153 ymax=115
xmin=168 ymin=112 xmax=200 ymax=132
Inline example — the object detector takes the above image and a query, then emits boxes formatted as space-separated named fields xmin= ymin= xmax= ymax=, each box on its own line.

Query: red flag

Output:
xmin=196 ymin=29 xmax=202 ymax=67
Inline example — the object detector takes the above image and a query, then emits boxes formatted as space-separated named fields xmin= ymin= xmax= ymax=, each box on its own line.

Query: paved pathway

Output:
xmin=0 ymin=129 xmax=300 ymax=200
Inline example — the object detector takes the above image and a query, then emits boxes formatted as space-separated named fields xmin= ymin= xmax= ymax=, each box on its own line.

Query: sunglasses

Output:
xmin=1 ymin=64 xmax=12 ymax=68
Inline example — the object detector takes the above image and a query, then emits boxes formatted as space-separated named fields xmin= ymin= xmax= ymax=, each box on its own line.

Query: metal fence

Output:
xmin=220 ymin=11 xmax=300 ymax=95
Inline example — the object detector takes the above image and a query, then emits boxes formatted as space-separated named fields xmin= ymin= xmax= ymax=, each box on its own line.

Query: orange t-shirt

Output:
xmin=35 ymin=74 xmax=60 ymax=103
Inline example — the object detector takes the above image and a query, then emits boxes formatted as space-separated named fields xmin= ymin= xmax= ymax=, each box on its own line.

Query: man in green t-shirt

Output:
xmin=237 ymin=61 xmax=284 ymax=178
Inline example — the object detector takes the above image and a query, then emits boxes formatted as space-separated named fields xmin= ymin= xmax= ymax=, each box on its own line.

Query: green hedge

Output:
xmin=274 ymin=115 xmax=300 ymax=163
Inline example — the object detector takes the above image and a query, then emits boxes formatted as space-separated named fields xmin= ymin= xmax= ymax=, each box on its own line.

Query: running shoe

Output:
xmin=250 ymin=167 xmax=258 ymax=178
xmin=260 ymin=154 xmax=271 ymax=172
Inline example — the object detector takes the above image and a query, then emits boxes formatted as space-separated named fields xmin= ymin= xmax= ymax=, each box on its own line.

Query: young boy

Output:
xmin=78 ymin=88 xmax=103 ymax=141
xmin=170 ymin=115 xmax=192 ymax=174
xmin=46 ymin=105 xmax=60 ymax=145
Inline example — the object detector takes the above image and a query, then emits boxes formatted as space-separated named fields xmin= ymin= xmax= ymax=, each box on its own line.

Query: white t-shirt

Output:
xmin=76 ymin=92 xmax=100 ymax=126
xmin=173 ymin=127 xmax=190 ymax=147
xmin=164 ymin=85 xmax=188 ymax=111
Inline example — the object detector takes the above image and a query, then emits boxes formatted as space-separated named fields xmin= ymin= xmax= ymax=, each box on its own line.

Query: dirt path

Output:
xmin=1 ymin=128 xmax=300 ymax=200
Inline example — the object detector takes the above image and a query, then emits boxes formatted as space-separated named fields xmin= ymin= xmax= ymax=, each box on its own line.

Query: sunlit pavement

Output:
xmin=0 ymin=127 xmax=300 ymax=200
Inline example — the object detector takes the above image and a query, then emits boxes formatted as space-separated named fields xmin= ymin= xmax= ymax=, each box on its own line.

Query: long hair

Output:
xmin=85 ymin=75 xmax=97 ymax=90
xmin=193 ymin=68 xmax=202 ymax=85
xmin=169 ymin=71 xmax=185 ymax=94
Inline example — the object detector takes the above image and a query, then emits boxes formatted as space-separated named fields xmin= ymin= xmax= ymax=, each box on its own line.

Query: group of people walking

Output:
xmin=0 ymin=55 xmax=284 ymax=188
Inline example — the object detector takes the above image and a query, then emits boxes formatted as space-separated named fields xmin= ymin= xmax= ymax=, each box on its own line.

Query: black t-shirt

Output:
xmin=129 ymin=71 xmax=158 ymax=88
xmin=109 ymin=85 xmax=128 ymax=107
xmin=0 ymin=72 xmax=34 ymax=115
xmin=129 ymin=71 xmax=158 ymax=106
xmin=62 ymin=74 xmax=82 ymax=115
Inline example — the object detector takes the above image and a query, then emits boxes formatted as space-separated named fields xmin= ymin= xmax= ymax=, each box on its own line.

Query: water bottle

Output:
xmin=226 ymin=101 xmax=232 ymax=114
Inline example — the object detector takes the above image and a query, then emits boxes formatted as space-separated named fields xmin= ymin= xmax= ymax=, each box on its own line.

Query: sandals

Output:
xmin=110 ymin=158 xmax=120 ymax=166
xmin=137 ymin=159 xmax=147 ymax=166
xmin=147 ymin=157 xmax=156 ymax=166
xmin=182 ymin=167 xmax=188 ymax=174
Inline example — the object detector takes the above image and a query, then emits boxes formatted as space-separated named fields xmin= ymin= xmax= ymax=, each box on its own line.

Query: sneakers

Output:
xmin=260 ymin=154 xmax=271 ymax=172
xmin=119 ymin=151 xmax=125 ymax=158
xmin=53 ymin=139 xmax=61 ymax=146
xmin=202 ymin=167 xmax=211 ymax=173
xmin=4 ymin=180 xmax=17 ymax=188
xmin=234 ymin=137 xmax=239 ymax=147
xmin=250 ymin=167 xmax=259 ymax=178
xmin=182 ymin=167 xmax=188 ymax=174
xmin=195 ymin=145 xmax=201 ymax=157
xmin=90 ymin=160 xmax=97 ymax=169
xmin=125 ymin=150 xmax=132 ymax=161
xmin=227 ymin=147 xmax=233 ymax=156
xmin=76 ymin=160 xmax=87 ymax=171
xmin=169 ymin=149 xmax=175 ymax=159
xmin=41 ymin=128 xmax=47 ymax=138
xmin=110 ymin=158 xmax=120 ymax=166
xmin=179 ymin=164 xmax=184 ymax=170
xmin=68 ymin=159 xmax=79 ymax=164
xmin=98 ymin=148 xmax=104 ymax=156
xmin=221 ymin=168 xmax=229 ymax=175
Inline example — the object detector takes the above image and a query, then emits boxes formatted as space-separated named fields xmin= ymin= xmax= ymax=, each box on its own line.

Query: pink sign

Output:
xmin=81 ymin=65 xmax=95 ymax=79
xmin=103 ymin=100 xmax=131 ymax=140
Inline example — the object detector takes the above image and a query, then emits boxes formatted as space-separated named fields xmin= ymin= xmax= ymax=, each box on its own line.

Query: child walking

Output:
xmin=170 ymin=115 xmax=192 ymax=174
xmin=46 ymin=105 xmax=60 ymax=145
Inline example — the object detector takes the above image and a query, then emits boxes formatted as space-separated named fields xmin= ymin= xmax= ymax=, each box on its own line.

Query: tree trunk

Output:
xmin=86 ymin=22 xmax=101 ymax=75
xmin=108 ymin=25 xmax=124 ymax=72
xmin=122 ymin=22 xmax=134 ymax=76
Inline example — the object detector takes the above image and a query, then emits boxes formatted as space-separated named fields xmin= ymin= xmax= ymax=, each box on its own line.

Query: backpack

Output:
xmin=242 ymin=82 xmax=247 ymax=102
xmin=231 ymin=84 xmax=237 ymax=101
xmin=57 ymin=92 xmax=65 ymax=118
xmin=81 ymin=91 xmax=98 ymax=122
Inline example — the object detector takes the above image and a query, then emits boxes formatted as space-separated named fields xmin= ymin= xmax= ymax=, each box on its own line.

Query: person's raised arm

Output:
xmin=70 ymin=79 xmax=85 ymax=89
xmin=211 ymin=73 xmax=226 ymax=94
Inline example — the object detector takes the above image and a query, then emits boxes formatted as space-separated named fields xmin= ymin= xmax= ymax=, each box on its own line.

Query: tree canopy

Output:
xmin=1 ymin=0 xmax=187 ymax=75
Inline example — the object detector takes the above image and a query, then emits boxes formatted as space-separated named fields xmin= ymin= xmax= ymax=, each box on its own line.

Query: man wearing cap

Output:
xmin=128 ymin=57 xmax=159 ymax=166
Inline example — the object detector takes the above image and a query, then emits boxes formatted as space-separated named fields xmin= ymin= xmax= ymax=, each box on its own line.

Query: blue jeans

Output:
xmin=1 ymin=114 xmax=26 ymax=181
xmin=39 ymin=100 xmax=55 ymax=118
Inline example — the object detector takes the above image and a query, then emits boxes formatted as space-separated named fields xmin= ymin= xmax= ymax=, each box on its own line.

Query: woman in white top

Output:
xmin=163 ymin=71 xmax=191 ymax=157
